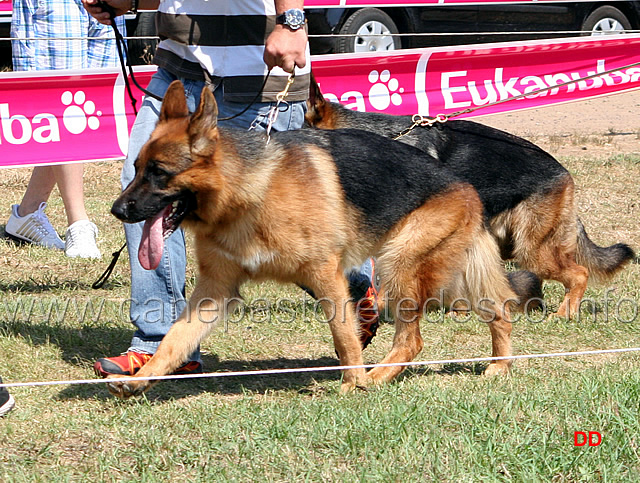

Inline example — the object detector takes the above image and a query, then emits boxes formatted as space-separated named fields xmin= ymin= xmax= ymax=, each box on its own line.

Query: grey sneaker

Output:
xmin=65 ymin=220 xmax=101 ymax=258
xmin=5 ymin=202 xmax=65 ymax=249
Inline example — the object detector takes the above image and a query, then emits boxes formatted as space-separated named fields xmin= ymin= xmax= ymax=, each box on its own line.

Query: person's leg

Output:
xmin=7 ymin=3 xmax=95 ymax=255
xmin=53 ymin=163 xmax=101 ymax=258
xmin=126 ymin=74 xmax=208 ymax=358
xmin=5 ymin=166 xmax=65 ymax=250
xmin=31 ymin=0 xmax=85 ymax=70
xmin=52 ymin=163 xmax=88 ymax=225
xmin=16 ymin=163 xmax=91 ymax=224
xmin=97 ymin=81 xmax=299 ymax=376
xmin=213 ymin=90 xmax=306 ymax=132
xmin=15 ymin=166 xmax=56 ymax=216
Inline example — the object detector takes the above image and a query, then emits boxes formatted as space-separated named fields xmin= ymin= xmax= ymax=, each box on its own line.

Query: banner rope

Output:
xmin=2 ymin=346 xmax=640 ymax=389
xmin=4 ymin=31 xmax=640 ymax=42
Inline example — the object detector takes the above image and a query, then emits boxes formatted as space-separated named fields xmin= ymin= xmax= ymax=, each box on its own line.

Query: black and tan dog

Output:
xmin=306 ymin=78 xmax=634 ymax=318
xmin=107 ymin=80 xmax=524 ymax=398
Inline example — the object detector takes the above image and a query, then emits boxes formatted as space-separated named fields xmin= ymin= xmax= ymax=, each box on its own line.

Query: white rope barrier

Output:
xmin=2 ymin=346 xmax=640 ymax=389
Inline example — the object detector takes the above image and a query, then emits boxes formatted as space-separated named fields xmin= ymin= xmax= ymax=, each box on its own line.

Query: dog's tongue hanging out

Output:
xmin=138 ymin=206 xmax=170 ymax=270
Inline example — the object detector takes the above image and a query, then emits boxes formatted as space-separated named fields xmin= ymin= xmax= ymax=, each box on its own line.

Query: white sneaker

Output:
xmin=65 ymin=220 xmax=101 ymax=259
xmin=5 ymin=202 xmax=65 ymax=250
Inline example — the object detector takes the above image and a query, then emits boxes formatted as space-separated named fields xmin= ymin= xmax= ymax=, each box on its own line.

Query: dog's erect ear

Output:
xmin=160 ymin=81 xmax=189 ymax=121
xmin=308 ymin=71 xmax=326 ymax=110
xmin=188 ymin=86 xmax=219 ymax=156
xmin=305 ymin=71 xmax=331 ymax=127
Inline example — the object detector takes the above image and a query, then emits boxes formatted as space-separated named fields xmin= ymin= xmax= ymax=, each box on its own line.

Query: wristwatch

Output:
xmin=276 ymin=8 xmax=306 ymax=30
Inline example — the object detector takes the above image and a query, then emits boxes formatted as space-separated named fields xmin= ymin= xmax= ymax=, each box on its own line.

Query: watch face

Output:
xmin=285 ymin=9 xmax=305 ymax=26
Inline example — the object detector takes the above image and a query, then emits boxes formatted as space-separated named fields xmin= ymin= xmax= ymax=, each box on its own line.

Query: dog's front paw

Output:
xmin=105 ymin=375 xmax=151 ymax=399
xmin=483 ymin=362 xmax=511 ymax=376
xmin=339 ymin=368 xmax=369 ymax=394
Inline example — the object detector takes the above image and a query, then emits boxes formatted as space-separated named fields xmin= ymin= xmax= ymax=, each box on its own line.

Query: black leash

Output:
xmin=99 ymin=2 xmax=161 ymax=115
xmin=92 ymin=243 xmax=126 ymax=289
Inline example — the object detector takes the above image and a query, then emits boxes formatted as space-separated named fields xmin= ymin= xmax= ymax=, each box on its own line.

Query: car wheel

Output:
xmin=335 ymin=8 xmax=401 ymax=53
xmin=581 ymin=6 xmax=632 ymax=36
xmin=126 ymin=12 xmax=158 ymax=65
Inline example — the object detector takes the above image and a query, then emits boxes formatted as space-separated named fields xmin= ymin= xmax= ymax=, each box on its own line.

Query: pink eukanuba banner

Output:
xmin=1 ymin=35 xmax=640 ymax=168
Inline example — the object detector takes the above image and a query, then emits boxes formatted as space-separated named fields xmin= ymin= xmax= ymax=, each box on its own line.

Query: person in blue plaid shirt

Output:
xmin=5 ymin=0 xmax=126 ymax=258
xmin=12 ymin=0 xmax=126 ymax=70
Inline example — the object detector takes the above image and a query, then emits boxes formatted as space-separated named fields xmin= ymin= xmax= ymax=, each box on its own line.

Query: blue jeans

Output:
xmin=121 ymin=67 xmax=372 ymax=361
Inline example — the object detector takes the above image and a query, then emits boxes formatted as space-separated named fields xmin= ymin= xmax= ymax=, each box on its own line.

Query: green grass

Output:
xmin=0 ymin=148 xmax=639 ymax=481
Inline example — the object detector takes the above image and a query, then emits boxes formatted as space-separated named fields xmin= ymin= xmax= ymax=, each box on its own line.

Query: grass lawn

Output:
xmin=0 ymin=145 xmax=638 ymax=481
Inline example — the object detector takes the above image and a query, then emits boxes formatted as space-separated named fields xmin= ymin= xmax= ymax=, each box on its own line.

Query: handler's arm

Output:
xmin=264 ymin=1 xmax=308 ymax=73
xmin=83 ymin=0 xmax=160 ymax=25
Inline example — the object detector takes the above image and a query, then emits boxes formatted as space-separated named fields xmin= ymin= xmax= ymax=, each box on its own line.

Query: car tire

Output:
xmin=126 ymin=12 xmax=158 ymax=65
xmin=581 ymin=6 xmax=632 ymax=36
xmin=335 ymin=8 xmax=401 ymax=53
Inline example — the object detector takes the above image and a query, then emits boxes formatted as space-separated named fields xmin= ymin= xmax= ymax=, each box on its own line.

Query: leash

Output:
xmin=92 ymin=243 xmax=126 ymax=289
xmin=99 ymin=2 xmax=161 ymax=115
xmin=394 ymin=113 xmax=448 ymax=140
xmin=251 ymin=72 xmax=296 ymax=143
xmin=394 ymin=58 xmax=640 ymax=139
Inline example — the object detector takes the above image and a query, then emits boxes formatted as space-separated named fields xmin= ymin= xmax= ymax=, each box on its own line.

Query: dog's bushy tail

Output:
xmin=453 ymin=228 xmax=519 ymax=320
xmin=576 ymin=218 xmax=635 ymax=284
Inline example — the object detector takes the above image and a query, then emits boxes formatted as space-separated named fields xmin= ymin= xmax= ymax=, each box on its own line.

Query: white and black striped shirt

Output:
xmin=153 ymin=0 xmax=311 ymax=102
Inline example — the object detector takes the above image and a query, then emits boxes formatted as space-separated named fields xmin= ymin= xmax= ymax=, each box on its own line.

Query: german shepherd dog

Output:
xmin=306 ymin=77 xmax=634 ymax=318
xmin=107 ymin=80 xmax=523 ymax=398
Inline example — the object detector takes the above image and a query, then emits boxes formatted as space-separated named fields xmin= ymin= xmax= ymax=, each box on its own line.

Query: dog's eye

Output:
xmin=148 ymin=163 xmax=170 ymax=177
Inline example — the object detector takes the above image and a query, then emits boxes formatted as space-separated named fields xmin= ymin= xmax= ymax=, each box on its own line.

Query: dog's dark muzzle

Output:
xmin=111 ymin=192 xmax=157 ymax=224
xmin=111 ymin=188 xmax=197 ymax=234
xmin=111 ymin=195 xmax=137 ymax=223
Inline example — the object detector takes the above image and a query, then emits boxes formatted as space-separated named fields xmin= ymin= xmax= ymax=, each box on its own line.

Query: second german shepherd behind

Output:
xmin=306 ymin=77 xmax=634 ymax=318
xmin=107 ymin=81 xmax=521 ymax=398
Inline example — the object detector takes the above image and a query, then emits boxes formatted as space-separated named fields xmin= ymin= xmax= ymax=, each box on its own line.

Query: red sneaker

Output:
xmin=94 ymin=351 xmax=202 ymax=378
xmin=355 ymin=258 xmax=380 ymax=350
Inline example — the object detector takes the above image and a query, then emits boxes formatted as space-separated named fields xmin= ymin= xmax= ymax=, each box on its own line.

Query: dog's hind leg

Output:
xmin=367 ymin=186 xmax=481 ymax=384
xmin=504 ymin=177 xmax=589 ymax=318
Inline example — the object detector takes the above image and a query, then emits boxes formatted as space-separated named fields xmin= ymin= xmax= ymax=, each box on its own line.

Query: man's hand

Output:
xmin=82 ymin=0 xmax=130 ymax=25
xmin=263 ymin=24 xmax=307 ymax=73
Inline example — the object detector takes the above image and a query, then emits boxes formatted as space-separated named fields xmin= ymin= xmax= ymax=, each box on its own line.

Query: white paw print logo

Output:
xmin=61 ymin=91 xmax=101 ymax=134
xmin=368 ymin=70 xmax=403 ymax=111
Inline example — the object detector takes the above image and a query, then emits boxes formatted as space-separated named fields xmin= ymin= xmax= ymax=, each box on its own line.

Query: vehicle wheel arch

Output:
xmin=335 ymin=7 xmax=403 ymax=53
xmin=581 ymin=3 xmax=637 ymax=34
